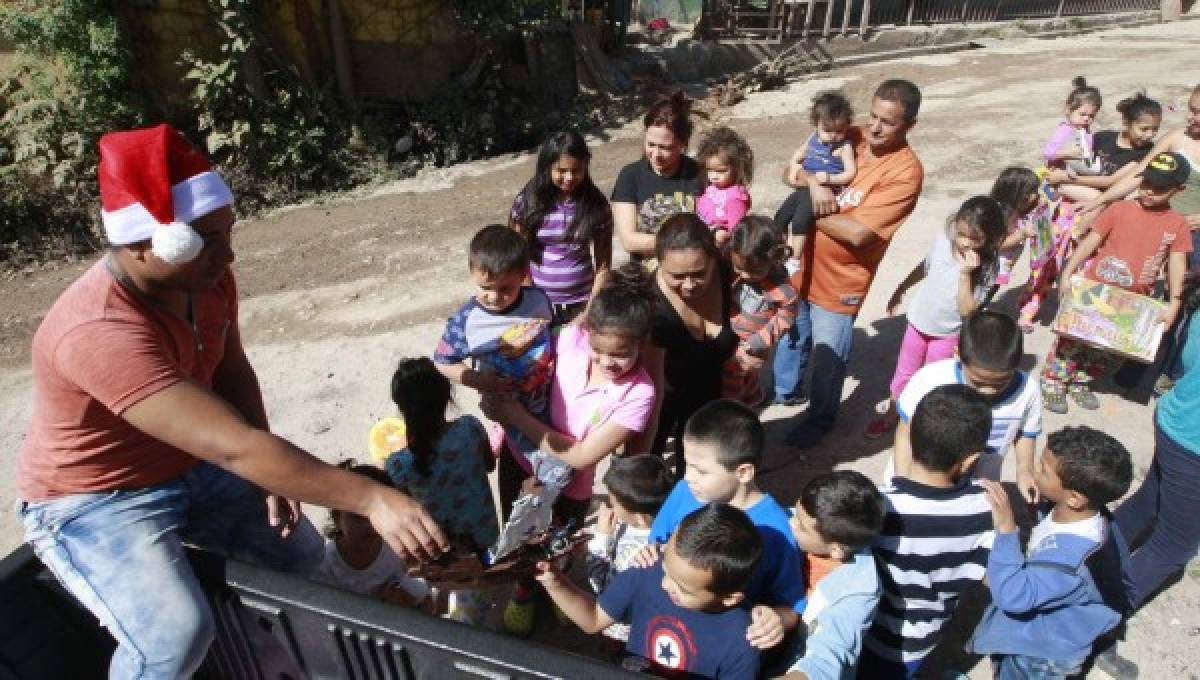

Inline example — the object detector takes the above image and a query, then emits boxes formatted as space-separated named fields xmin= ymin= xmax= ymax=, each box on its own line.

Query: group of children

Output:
xmin=302 ymin=77 xmax=1197 ymax=679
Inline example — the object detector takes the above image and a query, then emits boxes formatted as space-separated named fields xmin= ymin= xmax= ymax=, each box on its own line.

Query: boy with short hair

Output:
xmin=586 ymin=454 xmax=675 ymax=643
xmin=649 ymin=399 xmax=808 ymax=649
xmin=433 ymin=225 xmax=562 ymax=489
xmin=539 ymin=503 xmax=763 ymax=678
xmin=891 ymin=310 xmax=1043 ymax=503
xmin=780 ymin=471 xmax=885 ymax=680
xmin=970 ymin=427 xmax=1134 ymax=679
xmin=861 ymin=384 xmax=996 ymax=679
xmin=1044 ymin=151 xmax=1192 ymax=414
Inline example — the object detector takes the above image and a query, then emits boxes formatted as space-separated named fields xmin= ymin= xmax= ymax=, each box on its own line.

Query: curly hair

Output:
xmin=694 ymin=125 xmax=754 ymax=185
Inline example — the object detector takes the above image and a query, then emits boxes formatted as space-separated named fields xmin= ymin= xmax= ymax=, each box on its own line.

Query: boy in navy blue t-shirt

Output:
xmin=649 ymin=399 xmax=807 ymax=649
xmin=539 ymin=503 xmax=762 ymax=679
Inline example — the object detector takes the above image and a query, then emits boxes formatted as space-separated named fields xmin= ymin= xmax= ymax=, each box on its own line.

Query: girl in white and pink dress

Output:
xmin=694 ymin=126 xmax=754 ymax=248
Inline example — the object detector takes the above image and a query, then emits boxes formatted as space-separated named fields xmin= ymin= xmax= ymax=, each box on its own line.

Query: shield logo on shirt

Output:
xmin=644 ymin=615 xmax=696 ymax=671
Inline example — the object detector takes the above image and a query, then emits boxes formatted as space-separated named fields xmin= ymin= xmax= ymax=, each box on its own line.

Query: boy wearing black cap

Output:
xmin=1042 ymin=151 xmax=1192 ymax=413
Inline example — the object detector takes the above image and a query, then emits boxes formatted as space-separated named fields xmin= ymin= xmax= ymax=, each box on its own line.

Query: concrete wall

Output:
xmin=116 ymin=0 xmax=471 ymax=110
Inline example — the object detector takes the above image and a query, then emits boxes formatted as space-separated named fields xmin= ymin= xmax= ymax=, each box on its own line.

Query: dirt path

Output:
xmin=2 ymin=20 xmax=1198 ymax=677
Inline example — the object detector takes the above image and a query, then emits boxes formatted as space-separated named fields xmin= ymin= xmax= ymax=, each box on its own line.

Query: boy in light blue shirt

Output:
xmin=779 ymin=471 xmax=884 ymax=680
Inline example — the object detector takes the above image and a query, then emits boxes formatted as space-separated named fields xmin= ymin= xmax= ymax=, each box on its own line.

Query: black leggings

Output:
xmin=773 ymin=187 xmax=816 ymax=237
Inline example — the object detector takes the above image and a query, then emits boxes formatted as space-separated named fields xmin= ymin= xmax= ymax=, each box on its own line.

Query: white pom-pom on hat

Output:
xmin=151 ymin=221 xmax=205 ymax=264
xmin=97 ymin=124 xmax=233 ymax=266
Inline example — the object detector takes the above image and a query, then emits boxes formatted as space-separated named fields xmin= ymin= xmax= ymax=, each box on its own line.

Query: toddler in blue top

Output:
xmin=782 ymin=91 xmax=858 ymax=262
xmin=646 ymin=399 xmax=807 ymax=652
xmin=539 ymin=503 xmax=762 ymax=679
xmin=970 ymin=426 xmax=1135 ymax=679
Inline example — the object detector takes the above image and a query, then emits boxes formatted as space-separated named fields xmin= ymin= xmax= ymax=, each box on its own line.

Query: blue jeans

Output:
xmin=18 ymin=462 xmax=323 ymax=679
xmin=992 ymin=653 xmax=1081 ymax=679
xmin=1113 ymin=419 xmax=1200 ymax=607
xmin=773 ymin=300 xmax=855 ymax=428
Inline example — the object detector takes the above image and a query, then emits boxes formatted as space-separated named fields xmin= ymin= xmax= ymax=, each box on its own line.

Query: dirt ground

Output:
xmin=2 ymin=19 xmax=1198 ymax=679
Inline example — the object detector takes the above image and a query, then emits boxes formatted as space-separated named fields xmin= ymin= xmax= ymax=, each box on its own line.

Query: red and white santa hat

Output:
xmin=98 ymin=123 xmax=233 ymax=264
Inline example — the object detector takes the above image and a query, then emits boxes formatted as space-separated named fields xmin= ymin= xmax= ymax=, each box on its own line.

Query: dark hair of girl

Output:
xmin=654 ymin=212 xmax=720 ymax=263
xmin=1114 ymin=91 xmax=1162 ymax=125
xmin=695 ymin=126 xmax=754 ymax=185
xmin=946 ymin=195 xmax=1007 ymax=290
xmin=810 ymin=90 xmax=854 ymax=127
xmin=390 ymin=357 xmax=452 ymax=477
xmin=586 ymin=262 xmax=656 ymax=340
xmin=325 ymin=460 xmax=391 ymax=539
xmin=643 ymin=90 xmax=694 ymax=143
xmin=1066 ymin=76 xmax=1102 ymax=112
xmin=730 ymin=215 xmax=792 ymax=264
xmin=989 ymin=166 xmax=1040 ymax=219
xmin=517 ymin=130 xmax=610 ymax=262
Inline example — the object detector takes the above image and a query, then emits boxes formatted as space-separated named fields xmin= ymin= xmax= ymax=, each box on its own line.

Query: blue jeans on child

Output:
xmin=773 ymin=300 xmax=855 ymax=437
xmin=992 ymin=654 xmax=1081 ymax=680
xmin=18 ymin=462 xmax=323 ymax=679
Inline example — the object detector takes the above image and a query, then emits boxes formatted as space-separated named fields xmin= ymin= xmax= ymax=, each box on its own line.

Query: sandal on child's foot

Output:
xmin=1043 ymin=390 xmax=1069 ymax=414
xmin=1069 ymin=385 xmax=1100 ymax=410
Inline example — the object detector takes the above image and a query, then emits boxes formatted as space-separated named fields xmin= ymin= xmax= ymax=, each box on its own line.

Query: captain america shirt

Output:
xmin=597 ymin=562 xmax=759 ymax=679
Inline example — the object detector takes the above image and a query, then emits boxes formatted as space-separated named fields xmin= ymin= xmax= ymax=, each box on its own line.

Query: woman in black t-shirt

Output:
xmin=633 ymin=214 xmax=738 ymax=475
xmin=1046 ymin=92 xmax=1162 ymax=197
xmin=612 ymin=91 xmax=705 ymax=259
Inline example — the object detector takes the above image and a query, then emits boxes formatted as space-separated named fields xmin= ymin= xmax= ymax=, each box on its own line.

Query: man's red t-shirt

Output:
xmin=18 ymin=259 xmax=237 ymax=501
xmin=1086 ymin=199 xmax=1192 ymax=295
xmin=796 ymin=127 xmax=924 ymax=316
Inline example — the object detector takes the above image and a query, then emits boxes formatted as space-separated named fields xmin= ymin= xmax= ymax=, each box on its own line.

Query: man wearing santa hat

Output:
xmin=14 ymin=124 xmax=448 ymax=678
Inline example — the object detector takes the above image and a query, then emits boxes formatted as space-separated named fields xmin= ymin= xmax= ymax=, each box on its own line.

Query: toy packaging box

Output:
xmin=1053 ymin=276 xmax=1167 ymax=363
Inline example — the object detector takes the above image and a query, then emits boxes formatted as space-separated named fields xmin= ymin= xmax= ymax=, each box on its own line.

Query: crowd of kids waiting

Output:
xmin=16 ymin=75 xmax=1200 ymax=680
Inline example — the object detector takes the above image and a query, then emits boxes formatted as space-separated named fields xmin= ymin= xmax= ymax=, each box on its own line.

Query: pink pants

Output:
xmin=889 ymin=323 xmax=960 ymax=399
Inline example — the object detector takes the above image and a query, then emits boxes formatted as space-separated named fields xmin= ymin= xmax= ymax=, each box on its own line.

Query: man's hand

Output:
xmin=266 ymin=494 xmax=302 ymax=538
xmin=979 ymin=479 xmax=1017 ymax=534
xmin=629 ymin=543 xmax=663 ymax=569
xmin=808 ymin=181 xmax=838 ymax=217
xmin=1014 ymin=467 xmax=1039 ymax=505
xmin=746 ymin=605 xmax=785 ymax=649
xmin=366 ymin=486 xmax=449 ymax=563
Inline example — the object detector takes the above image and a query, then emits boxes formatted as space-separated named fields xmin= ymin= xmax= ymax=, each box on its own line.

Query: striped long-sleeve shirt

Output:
xmin=729 ymin=265 xmax=799 ymax=354
xmin=863 ymin=477 xmax=995 ymax=668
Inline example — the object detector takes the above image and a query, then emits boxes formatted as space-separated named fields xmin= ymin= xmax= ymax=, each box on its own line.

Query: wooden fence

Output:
xmin=707 ymin=0 xmax=1159 ymax=40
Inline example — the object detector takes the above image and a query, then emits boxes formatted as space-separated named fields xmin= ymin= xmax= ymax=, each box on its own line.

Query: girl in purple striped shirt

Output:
xmin=511 ymin=131 xmax=614 ymax=325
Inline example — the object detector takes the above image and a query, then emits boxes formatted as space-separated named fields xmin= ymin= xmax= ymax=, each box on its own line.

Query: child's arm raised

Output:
xmin=536 ymin=562 xmax=616 ymax=634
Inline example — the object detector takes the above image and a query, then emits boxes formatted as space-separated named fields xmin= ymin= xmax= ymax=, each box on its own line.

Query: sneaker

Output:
xmin=1093 ymin=646 xmax=1139 ymax=679
xmin=1153 ymin=374 xmax=1175 ymax=397
xmin=503 ymin=592 xmax=535 ymax=636
xmin=1043 ymin=389 xmax=1068 ymax=414
xmin=1069 ymin=385 xmax=1100 ymax=410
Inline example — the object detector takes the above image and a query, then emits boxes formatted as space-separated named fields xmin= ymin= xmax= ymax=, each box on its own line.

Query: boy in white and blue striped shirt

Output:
xmin=860 ymin=384 xmax=996 ymax=679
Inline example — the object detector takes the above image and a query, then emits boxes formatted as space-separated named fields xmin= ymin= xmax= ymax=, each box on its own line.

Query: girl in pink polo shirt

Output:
xmin=481 ymin=262 xmax=658 ymax=634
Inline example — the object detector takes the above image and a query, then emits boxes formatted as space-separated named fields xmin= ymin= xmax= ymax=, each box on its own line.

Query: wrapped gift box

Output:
xmin=1053 ymin=276 xmax=1167 ymax=363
